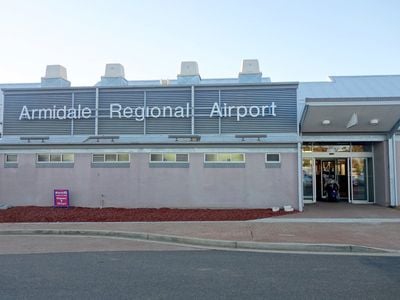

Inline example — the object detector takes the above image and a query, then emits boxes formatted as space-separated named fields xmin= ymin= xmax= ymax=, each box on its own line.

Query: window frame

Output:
xmin=91 ymin=153 xmax=130 ymax=163
xmin=149 ymin=153 xmax=189 ymax=163
xmin=204 ymin=153 xmax=246 ymax=163
xmin=5 ymin=154 xmax=18 ymax=163
xmin=265 ymin=153 xmax=281 ymax=163
xmin=36 ymin=153 xmax=75 ymax=163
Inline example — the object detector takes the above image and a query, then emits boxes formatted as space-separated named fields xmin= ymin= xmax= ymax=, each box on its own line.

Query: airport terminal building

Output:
xmin=0 ymin=60 xmax=399 ymax=211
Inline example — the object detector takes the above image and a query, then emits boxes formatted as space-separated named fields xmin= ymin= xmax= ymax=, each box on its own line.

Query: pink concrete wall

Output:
xmin=0 ymin=152 xmax=299 ymax=209
xmin=374 ymin=141 xmax=390 ymax=206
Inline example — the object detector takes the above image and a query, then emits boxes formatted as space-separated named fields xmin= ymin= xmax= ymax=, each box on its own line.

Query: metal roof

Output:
xmin=3 ymin=75 xmax=399 ymax=95
xmin=125 ymin=77 xmax=272 ymax=86
xmin=298 ymin=75 xmax=400 ymax=100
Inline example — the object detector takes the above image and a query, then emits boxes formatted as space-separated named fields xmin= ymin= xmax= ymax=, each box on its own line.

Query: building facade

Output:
xmin=0 ymin=61 xmax=399 ymax=210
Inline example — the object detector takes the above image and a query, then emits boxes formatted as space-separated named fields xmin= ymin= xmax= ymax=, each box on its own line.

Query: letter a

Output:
xmin=209 ymin=102 xmax=222 ymax=117
xmin=19 ymin=106 xmax=31 ymax=120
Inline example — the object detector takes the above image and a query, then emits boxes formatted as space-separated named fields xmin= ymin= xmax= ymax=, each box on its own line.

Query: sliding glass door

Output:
xmin=303 ymin=158 xmax=315 ymax=203
xmin=351 ymin=158 xmax=374 ymax=203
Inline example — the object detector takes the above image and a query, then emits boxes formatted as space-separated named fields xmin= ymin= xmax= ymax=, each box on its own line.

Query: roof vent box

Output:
xmin=41 ymin=65 xmax=71 ymax=87
xmin=179 ymin=61 xmax=200 ymax=76
xmin=44 ymin=65 xmax=68 ymax=80
xmin=239 ymin=59 xmax=262 ymax=83
xmin=99 ymin=63 xmax=128 ymax=86
xmin=104 ymin=63 xmax=125 ymax=78
xmin=177 ymin=61 xmax=201 ymax=84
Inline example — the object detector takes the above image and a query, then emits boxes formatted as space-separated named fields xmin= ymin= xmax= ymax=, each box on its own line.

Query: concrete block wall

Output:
xmin=0 ymin=152 xmax=299 ymax=209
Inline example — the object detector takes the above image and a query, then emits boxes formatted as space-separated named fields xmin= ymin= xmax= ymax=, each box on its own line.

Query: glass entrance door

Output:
xmin=315 ymin=159 xmax=349 ymax=202
xmin=351 ymin=158 xmax=369 ymax=202
xmin=303 ymin=159 xmax=314 ymax=203
xmin=321 ymin=160 xmax=335 ymax=200
xmin=305 ymin=157 xmax=374 ymax=203
xmin=302 ymin=143 xmax=375 ymax=204
xmin=336 ymin=159 xmax=349 ymax=201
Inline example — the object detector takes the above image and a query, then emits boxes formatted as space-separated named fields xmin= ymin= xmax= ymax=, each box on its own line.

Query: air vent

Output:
xmin=238 ymin=59 xmax=262 ymax=83
xmin=41 ymin=65 xmax=71 ymax=87
xmin=99 ymin=63 xmax=128 ymax=86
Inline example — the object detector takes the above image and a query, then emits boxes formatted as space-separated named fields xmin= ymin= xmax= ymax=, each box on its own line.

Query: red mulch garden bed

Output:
xmin=0 ymin=206 xmax=297 ymax=223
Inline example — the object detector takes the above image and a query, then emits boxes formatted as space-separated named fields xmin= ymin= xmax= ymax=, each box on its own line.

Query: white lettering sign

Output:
xmin=108 ymin=103 xmax=191 ymax=120
xmin=18 ymin=102 xmax=277 ymax=121
xmin=209 ymin=102 xmax=276 ymax=121
xmin=19 ymin=105 xmax=92 ymax=120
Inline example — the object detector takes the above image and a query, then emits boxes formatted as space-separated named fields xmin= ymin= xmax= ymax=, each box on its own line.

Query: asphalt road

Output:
xmin=0 ymin=251 xmax=399 ymax=300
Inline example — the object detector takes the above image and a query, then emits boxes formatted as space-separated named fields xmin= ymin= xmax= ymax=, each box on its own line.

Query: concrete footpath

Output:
xmin=0 ymin=203 xmax=399 ymax=254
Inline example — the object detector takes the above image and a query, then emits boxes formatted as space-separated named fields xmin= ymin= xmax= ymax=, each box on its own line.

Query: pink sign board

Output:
xmin=54 ymin=189 xmax=69 ymax=208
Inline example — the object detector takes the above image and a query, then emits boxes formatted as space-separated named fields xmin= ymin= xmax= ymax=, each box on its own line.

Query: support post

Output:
xmin=95 ymin=88 xmax=99 ymax=136
xmin=388 ymin=136 xmax=398 ymax=207
xmin=297 ymin=142 xmax=303 ymax=211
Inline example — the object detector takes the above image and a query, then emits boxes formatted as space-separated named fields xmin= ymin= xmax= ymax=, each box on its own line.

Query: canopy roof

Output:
xmin=300 ymin=97 xmax=400 ymax=135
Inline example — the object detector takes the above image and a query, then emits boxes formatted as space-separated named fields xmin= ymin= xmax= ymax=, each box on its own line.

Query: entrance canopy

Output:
xmin=300 ymin=97 xmax=400 ymax=135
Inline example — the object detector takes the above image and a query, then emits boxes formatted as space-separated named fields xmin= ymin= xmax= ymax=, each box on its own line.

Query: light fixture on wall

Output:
xmin=321 ymin=119 xmax=331 ymax=125
xmin=369 ymin=118 xmax=379 ymax=125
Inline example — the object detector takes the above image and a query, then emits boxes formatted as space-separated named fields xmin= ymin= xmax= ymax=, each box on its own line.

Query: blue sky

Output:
xmin=0 ymin=0 xmax=399 ymax=85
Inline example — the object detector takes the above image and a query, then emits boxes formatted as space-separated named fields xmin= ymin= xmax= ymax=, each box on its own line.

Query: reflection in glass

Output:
xmin=118 ymin=153 xmax=129 ymax=162
xmin=50 ymin=154 xmax=62 ymax=162
xmin=231 ymin=153 xmax=244 ymax=162
xmin=312 ymin=145 xmax=329 ymax=152
xmin=62 ymin=154 xmax=74 ymax=162
xmin=266 ymin=153 xmax=280 ymax=162
xmin=205 ymin=154 xmax=217 ymax=162
xmin=351 ymin=143 xmax=372 ymax=152
xmin=176 ymin=154 xmax=189 ymax=162
xmin=303 ymin=159 xmax=313 ymax=200
xmin=205 ymin=153 xmax=244 ymax=162
xmin=105 ymin=154 xmax=117 ymax=162
xmin=163 ymin=153 xmax=175 ymax=162
xmin=150 ymin=154 xmax=163 ymax=162
xmin=37 ymin=154 xmax=49 ymax=162
xmin=352 ymin=158 xmax=368 ymax=201
xmin=5 ymin=154 xmax=17 ymax=162
xmin=92 ymin=154 xmax=104 ymax=162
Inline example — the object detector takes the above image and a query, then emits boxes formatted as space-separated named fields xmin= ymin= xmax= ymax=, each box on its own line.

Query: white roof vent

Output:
xmin=41 ymin=65 xmax=70 ymax=87
xmin=177 ymin=61 xmax=201 ymax=84
xmin=240 ymin=59 xmax=261 ymax=75
xmin=238 ymin=59 xmax=263 ymax=83
xmin=160 ymin=79 xmax=170 ymax=86
xmin=104 ymin=63 xmax=125 ymax=78
xmin=44 ymin=65 xmax=68 ymax=80
xmin=98 ymin=63 xmax=128 ymax=86
xmin=179 ymin=61 xmax=200 ymax=76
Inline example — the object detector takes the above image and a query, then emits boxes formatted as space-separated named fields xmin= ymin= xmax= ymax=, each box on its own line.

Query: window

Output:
xmin=150 ymin=153 xmax=189 ymax=163
xmin=92 ymin=153 xmax=130 ymax=163
xmin=351 ymin=143 xmax=372 ymax=152
xmin=5 ymin=154 xmax=17 ymax=163
xmin=204 ymin=153 xmax=245 ymax=163
xmin=265 ymin=153 xmax=280 ymax=163
xmin=37 ymin=153 xmax=74 ymax=163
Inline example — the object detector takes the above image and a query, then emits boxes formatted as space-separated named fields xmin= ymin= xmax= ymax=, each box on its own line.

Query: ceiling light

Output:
xmin=321 ymin=120 xmax=331 ymax=125
xmin=369 ymin=118 xmax=379 ymax=125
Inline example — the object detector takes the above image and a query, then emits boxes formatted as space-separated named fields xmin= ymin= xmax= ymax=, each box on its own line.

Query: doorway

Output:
xmin=302 ymin=143 xmax=375 ymax=204
xmin=302 ymin=157 xmax=374 ymax=204
xmin=315 ymin=159 xmax=349 ymax=202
